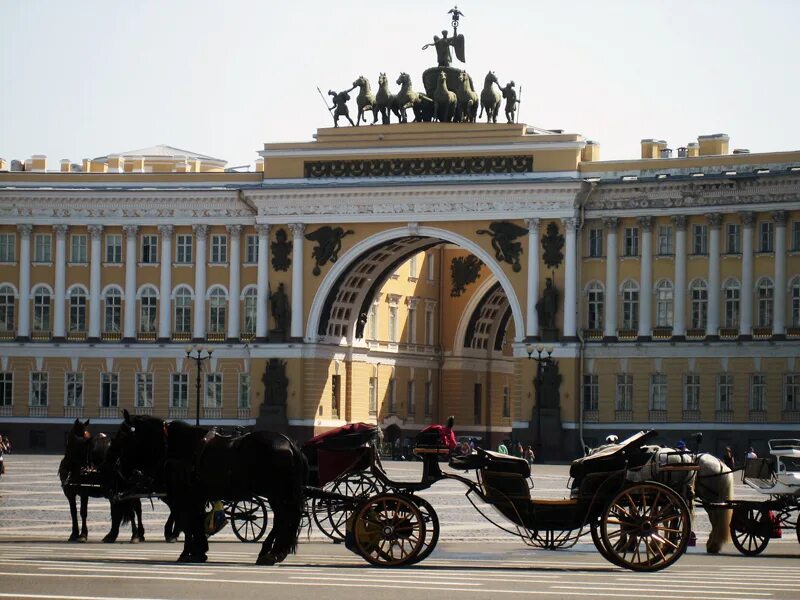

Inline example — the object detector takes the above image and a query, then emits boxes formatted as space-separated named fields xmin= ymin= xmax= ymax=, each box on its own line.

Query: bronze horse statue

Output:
xmin=376 ymin=73 xmax=400 ymax=124
xmin=456 ymin=71 xmax=479 ymax=123
xmin=433 ymin=70 xmax=457 ymax=123
xmin=395 ymin=72 xmax=433 ymax=123
xmin=480 ymin=71 xmax=502 ymax=124
xmin=352 ymin=75 xmax=377 ymax=126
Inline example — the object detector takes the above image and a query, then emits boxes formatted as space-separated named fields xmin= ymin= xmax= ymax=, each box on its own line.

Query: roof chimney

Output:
xmin=641 ymin=139 xmax=667 ymax=159
xmin=581 ymin=140 xmax=600 ymax=162
xmin=30 ymin=155 xmax=47 ymax=172
xmin=107 ymin=154 xmax=122 ymax=173
xmin=255 ymin=158 xmax=265 ymax=172
xmin=686 ymin=142 xmax=699 ymax=158
xmin=697 ymin=134 xmax=729 ymax=156
xmin=0 ymin=158 xmax=7 ymax=171
xmin=60 ymin=159 xmax=71 ymax=173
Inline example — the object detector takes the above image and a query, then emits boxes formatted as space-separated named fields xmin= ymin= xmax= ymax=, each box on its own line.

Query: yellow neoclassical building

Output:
xmin=0 ymin=128 xmax=798 ymax=458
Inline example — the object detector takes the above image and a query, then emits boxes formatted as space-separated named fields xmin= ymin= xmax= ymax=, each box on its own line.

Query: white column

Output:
xmin=123 ymin=225 xmax=138 ymax=339
xmin=562 ymin=218 xmax=578 ymax=339
xmin=672 ymin=215 xmax=688 ymax=337
xmin=706 ymin=213 xmax=722 ymax=337
xmin=603 ymin=217 xmax=618 ymax=338
xmin=53 ymin=224 xmax=68 ymax=339
xmin=226 ymin=225 xmax=242 ymax=340
xmin=158 ymin=225 xmax=173 ymax=340
xmin=638 ymin=216 xmax=653 ymax=339
xmin=289 ymin=223 xmax=305 ymax=340
xmin=88 ymin=225 xmax=103 ymax=339
xmin=740 ymin=212 xmax=755 ymax=337
xmin=525 ymin=218 xmax=540 ymax=338
xmin=255 ymin=224 xmax=270 ymax=340
xmin=192 ymin=225 xmax=208 ymax=340
xmin=16 ymin=224 xmax=32 ymax=339
xmin=773 ymin=210 xmax=788 ymax=336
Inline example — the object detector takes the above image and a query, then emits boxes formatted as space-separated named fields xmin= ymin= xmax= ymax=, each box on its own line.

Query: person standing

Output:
xmin=525 ymin=445 xmax=535 ymax=465
xmin=722 ymin=446 xmax=736 ymax=470
xmin=746 ymin=447 xmax=758 ymax=460
xmin=497 ymin=440 xmax=508 ymax=454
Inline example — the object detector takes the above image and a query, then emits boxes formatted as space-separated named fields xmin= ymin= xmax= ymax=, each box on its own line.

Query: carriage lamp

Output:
xmin=186 ymin=345 xmax=214 ymax=426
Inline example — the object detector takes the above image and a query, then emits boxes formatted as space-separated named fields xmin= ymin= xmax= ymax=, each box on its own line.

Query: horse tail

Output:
xmin=119 ymin=499 xmax=134 ymax=527
xmin=283 ymin=436 xmax=308 ymax=555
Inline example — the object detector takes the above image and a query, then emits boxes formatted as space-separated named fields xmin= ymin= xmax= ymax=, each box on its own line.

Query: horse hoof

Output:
xmin=256 ymin=555 xmax=276 ymax=566
xmin=78 ymin=536 xmax=88 ymax=543
xmin=129 ymin=537 xmax=140 ymax=544
xmin=177 ymin=554 xmax=207 ymax=563
xmin=102 ymin=535 xmax=116 ymax=544
xmin=165 ymin=536 xmax=178 ymax=543
xmin=68 ymin=535 xmax=80 ymax=543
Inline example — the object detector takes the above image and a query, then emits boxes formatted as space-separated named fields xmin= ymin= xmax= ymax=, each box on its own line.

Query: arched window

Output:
xmin=723 ymin=279 xmax=740 ymax=329
xmin=0 ymin=284 xmax=15 ymax=332
xmin=242 ymin=288 xmax=257 ymax=335
xmin=103 ymin=288 xmax=122 ymax=333
xmin=32 ymin=285 xmax=51 ymax=332
xmin=68 ymin=287 xmax=87 ymax=333
xmin=756 ymin=277 xmax=773 ymax=328
xmin=586 ymin=282 xmax=604 ymax=330
xmin=173 ymin=287 xmax=192 ymax=334
xmin=791 ymin=277 xmax=800 ymax=328
xmin=139 ymin=287 xmax=158 ymax=333
xmin=690 ymin=279 xmax=708 ymax=329
xmin=655 ymin=280 xmax=673 ymax=328
xmin=621 ymin=280 xmax=639 ymax=330
xmin=208 ymin=287 xmax=226 ymax=334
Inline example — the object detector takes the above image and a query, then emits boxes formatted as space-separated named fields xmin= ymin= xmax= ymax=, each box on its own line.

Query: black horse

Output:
xmin=114 ymin=410 xmax=307 ymax=564
xmin=58 ymin=419 xmax=145 ymax=543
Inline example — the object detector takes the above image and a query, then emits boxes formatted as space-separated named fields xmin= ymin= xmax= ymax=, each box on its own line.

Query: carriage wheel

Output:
xmin=590 ymin=519 xmax=618 ymax=565
xmin=405 ymin=496 xmax=440 ymax=565
xmin=352 ymin=493 xmax=425 ymax=567
xmin=230 ymin=497 xmax=269 ymax=543
xmin=730 ymin=507 xmax=770 ymax=556
xmin=796 ymin=518 xmax=800 ymax=545
xmin=313 ymin=471 xmax=381 ymax=541
xmin=600 ymin=482 xmax=691 ymax=572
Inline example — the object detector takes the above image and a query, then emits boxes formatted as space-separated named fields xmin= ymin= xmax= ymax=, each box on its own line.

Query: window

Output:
xmin=690 ymin=280 xmax=708 ymax=329
xmin=583 ymin=375 xmax=598 ymax=411
xmin=684 ymin=375 xmax=700 ymax=411
xmin=170 ymin=373 xmax=188 ymax=408
xmin=0 ymin=372 xmax=13 ymax=407
xmin=407 ymin=306 xmax=417 ymax=343
xmin=208 ymin=288 xmax=226 ymax=334
xmin=205 ymin=374 xmax=222 ymax=407
xmin=368 ymin=376 xmax=377 ymax=414
xmin=103 ymin=288 xmax=122 ymax=333
xmin=587 ymin=282 xmax=604 ymax=330
xmin=407 ymin=380 xmax=416 ymax=416
xmin=785 ymin=374 xmax=800 ymax=411
xmin=174 ymin=287 xmax=192 ymax=333
xmin=717 ymin=374 xmax=734 ymax=412
xmin=650 ymin=374 xmax=667 ymax=411
xmin=70 ymin=235 xmax=87 ymax=263
xmin=409 ymin=254 xmax=418 ymax=278
xmin=101 ymin=373 xmax=118 ymax=407
xmin=750 ymin=374 xmax=766 ymax=411
xmin=615 ymin=374 xmax=632 ymax=411
xmin=388 ymin=378 xmax=397 ymax=413
xmin=139 ymin=287 xmax=157 ymax=333
xmin=141 ymin=235 xmax=158 ymax=264
xmin=473 ymin=383 xmax=482 ymax=424
xmin=426 ymin=252 xmax=435 ymax=281
xmin=692 ymin=224 xmax=708 ymax=255
xmin=210 ymin=235 xmax=227 ymax=264
xmin=135 ymin=373 xmax=153 ymax=407
xmin=792 ymin=221 xmax=800 ymax=252
xmin=756 ymin=278 xmax=773 ymax=328
xmin=245 ymin=235 xmax=258 ymax=264
xmin=621 ymin=280 xmax=639 ymax=330
xmin=0 ymin=285 xmax=15 ymax=332
xmin=657 ymin=226 xmax=673 ymax=255
xmin=425 ymin=307 xmax=435 ymax=345
xmin=367 ymin=303 xmax=378 ymax=340
xmin=32 ymin=286 xmax=51 ymax=332
xmin=330 ymin=374 xmax=341 ymax=417
xmin=105 ymin=234 xmax=122 ymax=263
xmin=238 ymin=374 xmax=251 ymax=409
xmin=759 ymin=221 xmax=774 ymax=252
xmin=723 ymin=279 xmax=740 ymax=329
xmin=502 ymin=385 xmax=510 ymax=418
xmin=588 ymin=228 xmax=603 ymax=258
xmin=424 ymin=381 xmax=433 ymax=416
xmin=65 ymin=373 xmax=84 ymax=407
xmin=792 ymin=278 xmax=800 ymax=327
xmin=388 ymin=306 xmax=398 ymax=342
xmin=726 ymin=224 xmax=740 ymax=254
xmin=68 ymin=288 xmax=87 ymax=333
xmin=655 ymin=280 xmax=673 ymax=328
xmin=34 ymin=234 xmax=51 ymax=263
xmin=0 ymin=233 xmax=15 ymax=262
xmin=30 ymin=372 xmax=48 ymax=406
xmin=242 ymin=288 xmax=257 ymax=334
xmin=176 ymin=235 xmax=193 ymax=264
xmin=623 ymin=227 xmax=639 ymax=257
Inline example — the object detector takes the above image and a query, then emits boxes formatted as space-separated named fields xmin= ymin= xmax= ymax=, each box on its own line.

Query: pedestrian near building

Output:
xmin=497 ymin=441 xmax=508 ymax=454
xmin=525 ymin=445 xmax=535 ymax=464
xmin=746 ymin=447 xmax=758 ymax=460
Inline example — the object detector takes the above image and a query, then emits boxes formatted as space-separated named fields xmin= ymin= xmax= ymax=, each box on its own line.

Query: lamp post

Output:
xmin=526 ymin=343 xmax=554 ymax=457
xmin=185 ymin=344 xmax=213 ymax=426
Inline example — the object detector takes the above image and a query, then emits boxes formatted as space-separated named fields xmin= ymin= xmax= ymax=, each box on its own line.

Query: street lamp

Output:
xmin=185 ymin=344 xmax=213 ymax=426
xmin=525 ymin=343 xmax=554 ymax=457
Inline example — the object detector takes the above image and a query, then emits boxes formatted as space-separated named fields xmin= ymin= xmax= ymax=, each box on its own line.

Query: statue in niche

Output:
xmin=450 ymin=255 xmax=482 ymax=297
xmin=269 ymin=283 xmax=290 ymax=340
xmin=261 ymin=359 xmax=288 ymax=407
xmin=476 ymin=221 xmax=528 ymax=272
xmin=535 ymin=360 xmax=562 ymax=410
xmin=535 ymin=277 xmax=559 ymax=329
xmin=541 ymin=221 xmax=564 ymax=270
xmin=271 ymin=228 xmax=291 ymax=272
xmin=305 ymin=226 xmax=355 ymax=276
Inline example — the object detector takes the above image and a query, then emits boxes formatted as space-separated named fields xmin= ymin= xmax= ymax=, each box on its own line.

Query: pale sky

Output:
xmin=2 ymin=0 xmax=799 ymax=170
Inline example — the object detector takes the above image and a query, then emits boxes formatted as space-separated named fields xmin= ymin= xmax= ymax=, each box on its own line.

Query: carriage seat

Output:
xmin=743 ymin=458 xmax=775 ymax=490
xmin=449 ymin=448 xmax=530 ymax=476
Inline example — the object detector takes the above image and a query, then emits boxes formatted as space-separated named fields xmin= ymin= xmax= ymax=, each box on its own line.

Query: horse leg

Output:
xmin=178 ymin=502 xmax=208 ymax=563
xmin=104 ymin=501 xmax=121 ymax=543
xmin=78 ymin=494 xmax=88 ymax=542
xmin=257 ymin=503 xmax=283 ymax=565
xmin=134 ymin=500 xmax=145 ymax=543
xmin=164 ymin=508 xmax=179 ymax=543
xmin=67 ymin=492 xmax=80 ymax=542
xmin=258 ymin=499 xmax=302 ymax=566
